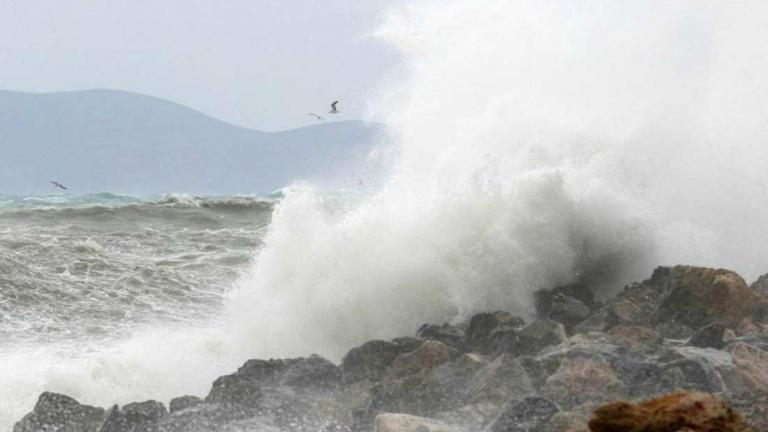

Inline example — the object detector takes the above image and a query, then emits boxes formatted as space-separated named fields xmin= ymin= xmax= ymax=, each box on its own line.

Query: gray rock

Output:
xmin=168 ymin=395 xmax=203 ymax=414
xmin=485 ymin=396 xmax=559 ymax=432
xmin=548 ymin=293 xmax=590 ymax=332
xmin=99 ymin=400 xmax=167 ymax=432
xmin=342 ymin=339 xmax=420 ymax=384
xmin=465 ymin=354 xmax=534 ymax=404
xmin=751 ymin=273 xmax=768 ymax=299
xmin=513 ymin=320 xmax=567 ymax=356
xmin=418 ymin=323 xmax=465 ymax=348
xmin=375 ymin=413 xmax=465 ymax=432
xmin=14 ymin=392 xmax=105 ymax=432
xmin=689 ymin=323 xmax=727 ymax=349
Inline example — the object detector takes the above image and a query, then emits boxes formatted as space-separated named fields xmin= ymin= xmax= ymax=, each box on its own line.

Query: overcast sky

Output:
xmin=0 ymin=0 xmax=399 ymax=131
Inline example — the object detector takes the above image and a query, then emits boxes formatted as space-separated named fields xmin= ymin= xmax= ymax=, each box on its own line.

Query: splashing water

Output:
xmin=226 ymin=0 xmax=768 ymax=360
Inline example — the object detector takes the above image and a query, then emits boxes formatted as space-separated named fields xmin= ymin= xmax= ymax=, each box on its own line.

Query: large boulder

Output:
xmin=341 ymin=339 xmax=422 ymax=384
xmin=206 ymin=354 xmax=340 ymax=407
xmin=14 ymin=392 xmax=105 ymax=432
xmin=418 ymin=323 xmax=465 ymax=349
xmin=588 ymin=391 xmax=757 ymax=432
xmin=465 ymin=354 xmax=535 ymax=404
xmin=727 ymin=342 xmax=768 ymax=395
xmin=653 ymin=266 xmax=766 ymax=330
xmin=465 ymin=312 xmax=525 ymax=353
xmin=168 ymin=395 xmax=203 ymax=414
xmin=99 ymin=400 xmax=167 ymax=432
xmin=542 ymin=354 xmax=624 ymax=410
xmin=513 ymin=320 xmax=567 ymax=357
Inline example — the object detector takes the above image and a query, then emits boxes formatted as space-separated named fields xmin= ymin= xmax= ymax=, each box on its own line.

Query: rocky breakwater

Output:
xmin=14 ymin=265 xmax=768 ymax=431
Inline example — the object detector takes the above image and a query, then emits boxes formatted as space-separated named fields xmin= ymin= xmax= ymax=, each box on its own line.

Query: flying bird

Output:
xmin=50 ymin=181 xmax=67 ymax=190
xmin=308 ymin=113 xmax=325 ymax=121
xmin=329 ymin=101 xmax=340 ymax=114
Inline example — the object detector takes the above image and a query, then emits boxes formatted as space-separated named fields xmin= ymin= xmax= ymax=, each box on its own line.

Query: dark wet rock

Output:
xmin=465 ymin=312 xmax=525 ymax=353
xmin=342 ymin=339 xmax=422 ymax=384
xmin=99 ymin=400 xmax=167 ymax=432
xmin=535 ymin=283 xmax=596 ymax=318
xmin=513 ymin=320 xmax=567 ymax=357
xmin=689 ymin=323 xmax=728 ymax=349
xmin=168 ymin=395 xmax=203 ymax=413
xmin=207 ymin=354 xmax=340 ymax=407
xmin=13 ymin=392 xmax=105 ymax=432
xmin=391 ymin=340 xmax=451 ymax=378
xmin=486 ymin=396 xmax=559 ymax=432
xmin=418 ymin=323 xmax=465 ymax=348
xmin=548 ymin=294 xmax=590 ymax=333
xmin=370 ymin=341 xmax=455 ymax=416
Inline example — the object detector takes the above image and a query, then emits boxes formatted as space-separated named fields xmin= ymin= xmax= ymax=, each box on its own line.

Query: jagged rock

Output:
xmin=751 ymin=273 xmax=768 ymax=299
xmin=465 ymin=312 xmax=525 ymax=353
xmin=391 ymin=340 xmax=451 ymax=378
xmin=418 ymin=323 xmax=465 ymax=348
xmin=543 ymin=354 xmax=624 ymax=410
xmin=436 ymin=402 xmax=501 ymax=431
xmin=486 ymin=396 xmax=559 ymax=432
xmin=513 ymin=320 xmax=567 ymax=357
xmin=689 ymin=323 xmax=728 ymax=349
xmin=206 ymin=354 xmax=340 ymax=406
xmin=13 ymin=392 xmax=105 ymax=432
xmin=728 ymin=341 xmax=768 ymax=394
xmin=548 ymin=294 xmax=591 ymax=333
xmin=608 ymin=325 xmax=660 ymax=349
xmin=374 ymin=413 xmax=465 ymax=432
xmin=168 ymin=395 xmax=203 ymax=413
xmin=654 ymin=266 xmax=766 ymax=330
xmin=99 ymin=400 xmax=167 ymax=432
xmin=588 ymin=391 xmax=757 ymax=432
xmin=342 ymin=339 xmax=421 ymax=384
xmin=465 ymin=354 xmax=534 ymax=404
xmin=370 ymin=341 xmax=454 ymax=416
xmin=572 ymin=309 xmax=610 ymax=334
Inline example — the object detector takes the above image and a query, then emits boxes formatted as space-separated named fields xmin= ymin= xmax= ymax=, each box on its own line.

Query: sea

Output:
xmin=0 ymin=193 xmax=278 ymax=428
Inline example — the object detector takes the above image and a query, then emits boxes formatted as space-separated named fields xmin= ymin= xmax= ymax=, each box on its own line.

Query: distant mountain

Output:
xmin=0 ymin=89 xmax=382 ymax=195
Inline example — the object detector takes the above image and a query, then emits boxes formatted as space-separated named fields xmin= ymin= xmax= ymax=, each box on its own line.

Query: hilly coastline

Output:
xmin=0 ymin=89 xmax=381 ymax=195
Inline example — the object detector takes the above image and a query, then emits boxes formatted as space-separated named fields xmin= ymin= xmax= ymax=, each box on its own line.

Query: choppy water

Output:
xmin=0 ymin=193 xmax=274 ymax=428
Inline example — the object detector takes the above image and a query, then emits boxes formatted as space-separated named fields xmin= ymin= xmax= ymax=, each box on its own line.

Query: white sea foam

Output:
xmin=226 ymin=0 xmax=768 ymax=360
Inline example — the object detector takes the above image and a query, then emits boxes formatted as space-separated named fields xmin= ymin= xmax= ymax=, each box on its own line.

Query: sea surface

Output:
xmin=0 ymin=193 xmax=276 ymax=428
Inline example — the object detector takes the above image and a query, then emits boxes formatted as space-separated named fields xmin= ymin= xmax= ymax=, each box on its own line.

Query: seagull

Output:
xmin=50 ymin=181 xmax=67 ymax=190
xmin=307 ymin=113 xmax=325 ymax=121
xmin=329 ymin=101 xmax=340 ymax=114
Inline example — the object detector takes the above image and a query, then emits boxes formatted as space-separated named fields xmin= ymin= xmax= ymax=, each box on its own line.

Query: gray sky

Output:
xmin=0 ymin=0 xmax=399 ymax=131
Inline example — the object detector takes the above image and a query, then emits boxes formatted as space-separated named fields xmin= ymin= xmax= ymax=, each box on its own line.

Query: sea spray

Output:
xmin=226 ymin=0 xmax=768 ymax=359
